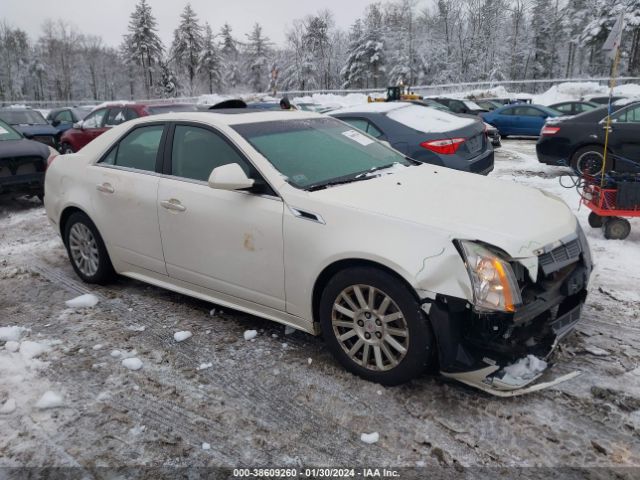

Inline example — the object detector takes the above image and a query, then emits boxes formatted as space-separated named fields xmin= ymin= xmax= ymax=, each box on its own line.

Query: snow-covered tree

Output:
xmin=219 ymin=23 xmax=242 ymax=91
xmin=362 ymin=4 xmax=386 ymax=88
xmin=159 ymin=59 xmax=179 ymax=97
xmin=244 ymin=23 xmax=271 ymax=92
xmin=199 ymin=23 xmax=222 ymax=94
xmin=171 ymin=3 xmax=203 ymax=95
xmin=341 ymin=20 xmax=367 ymax=88
xmin=123 ymin=0 xmax=164 ymax=98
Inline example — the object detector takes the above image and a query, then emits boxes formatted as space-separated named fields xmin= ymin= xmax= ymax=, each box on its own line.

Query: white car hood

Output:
xmin=310 ymin=165 xmax=577 ymax=259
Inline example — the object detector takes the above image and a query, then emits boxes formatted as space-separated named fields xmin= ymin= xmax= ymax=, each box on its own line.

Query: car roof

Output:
xmin=330 ymin=102 xmax=408 ymax=115
xmin=130 ymin=110 xmax=322 ymax=126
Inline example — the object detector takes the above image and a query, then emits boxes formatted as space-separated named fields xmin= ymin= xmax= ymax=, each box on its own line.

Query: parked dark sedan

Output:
xmin=330 ymin=102 xmax=494 ymax=174
xmin=46 ymin=106 xmax=92 ymax=137
xmin=429 ymin=97 xmax=488 ymax=115
xmin=536 ymin=103 xmax=636 ymax=171
xmin=0 ymin=119 xmax=54 ymax=200
xmin=0 ymin=108 xmax=59 ymax=148
xmin=548 ymin=101 xmax=598 ymax=116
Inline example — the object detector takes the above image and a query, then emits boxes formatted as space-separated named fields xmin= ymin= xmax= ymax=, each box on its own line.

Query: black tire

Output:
xmin=501 ymin=134 xmax=508 ymax=139
xmin=60 ymin=142 xmax=75 ymax=154
xmin=63 ymin=211 xmax=115 ymax=284
xmin=603 ymin=217 xmax=631 ymax=240
xmin=588 ymin=211 xmax=603 ymax=228
xmin=319 ymin=266 xmax=435 ymax=386
xmin=571 ymin=145 xmax=611 ymax=174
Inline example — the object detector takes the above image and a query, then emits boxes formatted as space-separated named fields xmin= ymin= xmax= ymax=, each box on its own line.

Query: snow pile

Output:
xmin=122 ymin=358 xmax=143 ymax=371
xmin=293 ymin=92 xmax=369 ymax=110
xmin=197 ymin=362 xmax=213 ymax=371
xmin=0 ymin=326 xmax=28 ymax=342
xmin=360 ymin=432 xmax=380 ymax=444
xmin=65 ymin=294 xmax=99 ymax=309
xmin=35 ymin=391 xmax=64 ymax=410
xmin=613 ymin=83 xmax=640 ymax=97
xmin=126 ymin=325 xmax=146 ymax=332
xmin=202 ymin=442 xmax=211 ymax=450
xmin=533 ymin=82 xmax=606 ymax=105
xmin=173 ymin=331 xmax=192 ymax=342
xmin=19 ymin=341 xmax=51 ymax=360
xmin=501 ymin=355 xmax=547 ymax=383
xmin=0 ymin=398 xmax=17 ymax=414
xmin=243 ymin=330 xmax=258 ymax=341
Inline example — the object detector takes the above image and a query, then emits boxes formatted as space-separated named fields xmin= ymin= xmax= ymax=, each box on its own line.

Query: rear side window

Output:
xmin=341 ymin=118 xmax=383 ymax=139
xmin=55 ymin=110 xmax=74 ymax=123
xmin=170 ymin=125 xmax=251 ymax=181
xmin=105 ymin=108 xmax=127 ymax=127
xmin=554 ymin=104 xmax=571 ymax=113
xmin=500 ymin=107 xmax=515 ymax=116
xmin=101 ymin=125 xmax=164 ymax=172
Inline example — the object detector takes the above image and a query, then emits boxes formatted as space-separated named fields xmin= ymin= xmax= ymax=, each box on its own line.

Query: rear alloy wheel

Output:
xmin=319 ymin=267 xmax=435 ymax=385
xmin=588 ymin=212 xmax=603 ymax=228
xmin=603 ymin=217 xmax=631 ymax=240
xmin=61 ymin=142 xmax=74 ymax=154
xmin=64 ymin=212 xmax=114 ymax=284
xmin=572 ymin=146 xmax=610 ymax=175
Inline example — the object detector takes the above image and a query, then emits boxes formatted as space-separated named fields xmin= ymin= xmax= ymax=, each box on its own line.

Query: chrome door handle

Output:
xmin=96 ymin=183 xmax=114 ymax=194
xmin=160 ymin=199 xmax=186 ymax=212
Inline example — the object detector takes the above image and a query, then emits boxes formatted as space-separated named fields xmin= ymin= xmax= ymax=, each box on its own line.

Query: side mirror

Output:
xmin=51 ymin=119 xmax=60 ymax=127
xmin=73 ymin=121 xmax=83 ymax=130
xmin=208 ymin=163 xmax=255 ymax=191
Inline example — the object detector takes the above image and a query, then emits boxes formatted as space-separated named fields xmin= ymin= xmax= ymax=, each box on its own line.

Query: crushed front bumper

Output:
xmin=427 ymin=228 xmax=592 ymax=396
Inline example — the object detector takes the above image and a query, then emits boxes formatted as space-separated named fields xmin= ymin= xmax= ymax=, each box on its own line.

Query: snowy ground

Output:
xmin=1 ymin=140 xmax=640 ymax=475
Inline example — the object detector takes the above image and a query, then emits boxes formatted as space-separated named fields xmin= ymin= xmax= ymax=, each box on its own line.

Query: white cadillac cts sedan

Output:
xmin=45 ymin=110 xmax=592 ymax=395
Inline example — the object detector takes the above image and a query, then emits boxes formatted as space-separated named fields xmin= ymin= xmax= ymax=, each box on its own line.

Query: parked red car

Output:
xmin=58 ymin=102 xmax=199 ymax=153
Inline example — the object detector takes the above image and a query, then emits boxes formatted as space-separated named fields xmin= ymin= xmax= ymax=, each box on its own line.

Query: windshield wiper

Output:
xmin=306 ymin=176 xmax=367 ymax=191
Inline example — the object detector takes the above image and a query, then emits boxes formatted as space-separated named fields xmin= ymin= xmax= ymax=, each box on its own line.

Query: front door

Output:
xmin=157 ymin=123 xmax=286 ymax=310
xmin=610 ymin=104 xmax=640 ymax=164
xmin=89 ymin=123 xmax=167 ymax=275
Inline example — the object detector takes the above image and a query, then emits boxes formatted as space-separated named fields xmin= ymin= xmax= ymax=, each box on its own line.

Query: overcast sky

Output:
xmin=2 ymin=0 xmax=425 ymax=47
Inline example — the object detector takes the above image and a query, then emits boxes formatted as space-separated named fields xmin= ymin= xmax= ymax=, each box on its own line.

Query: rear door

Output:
xmin=492 ymin=107 xmax=516 ymax=134
xmin=513 ymin=106 xmax=547 ymax=135
xmin=89 ymin=123 xmax=167 ymax=274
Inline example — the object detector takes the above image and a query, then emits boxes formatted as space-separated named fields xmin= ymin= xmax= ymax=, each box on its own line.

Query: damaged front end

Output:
xmin=428 ymin=226 xmax=592 ymax=396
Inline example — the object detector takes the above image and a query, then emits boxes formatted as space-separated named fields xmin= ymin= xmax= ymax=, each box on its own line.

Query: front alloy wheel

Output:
xmin=332 ymin=285 xmax=409 ymax=371
xmin=320 ymin=267 xmax=435 ymax=385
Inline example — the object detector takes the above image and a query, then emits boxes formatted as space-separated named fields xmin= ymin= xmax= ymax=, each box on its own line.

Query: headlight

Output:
xmin=457 ymin=240 xmax=522 ymax=313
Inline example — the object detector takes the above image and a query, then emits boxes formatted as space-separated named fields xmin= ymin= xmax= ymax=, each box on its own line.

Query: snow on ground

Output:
xmin=65 ymin=293 xmax=99 ymax=308
xmin=1 ymin=141 xmax=639 ymax=469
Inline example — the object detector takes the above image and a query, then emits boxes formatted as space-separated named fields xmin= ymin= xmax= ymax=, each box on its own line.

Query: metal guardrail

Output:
xmin=3 ymin=77 xmax=639 ymax=108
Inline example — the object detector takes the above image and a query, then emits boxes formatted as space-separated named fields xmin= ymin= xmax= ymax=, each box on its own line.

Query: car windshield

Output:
xmin=233 ymin=117 xmax=413 ymax=190
xmin=0 ymin=110 xmax=48 ymax=125
xmin=0 ymin=119 xmax=22 ymax=140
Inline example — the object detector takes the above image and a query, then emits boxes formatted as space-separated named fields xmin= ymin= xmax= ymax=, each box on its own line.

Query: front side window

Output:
xmin=500 ymin=107 xmax=515 ymax=116
xmin=83 ymin=109 xmax=107 ymax=129
xmin=234 ymin=117 xmax=413 ymax=190
xmin=171 ymin=125 xmax=251 ymax=181
xmin=101 ymin=125 xmax=164 ymax=172
xmin=614 ymin=105 xmax=640 ymax=123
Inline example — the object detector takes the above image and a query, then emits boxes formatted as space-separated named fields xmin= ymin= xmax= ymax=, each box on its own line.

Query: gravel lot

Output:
xmin=1 ymin=139 xmax=639 ymax=477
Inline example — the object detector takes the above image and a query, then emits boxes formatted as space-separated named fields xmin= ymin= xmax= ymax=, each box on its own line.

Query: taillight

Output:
xmin=420 ymin=137 xmax=466 ymax=155
xmin=46 ymin=151 xmax=58 ymax=169
xmin=540 ymin=126 xmax=560 ymax=136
